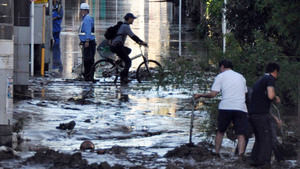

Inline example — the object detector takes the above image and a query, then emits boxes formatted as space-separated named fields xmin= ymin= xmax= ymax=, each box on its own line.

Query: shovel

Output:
xmin=188 ymin=96 xmax=196 ymax=146
xmin=271 ymin=103 xmax=284 ymax=137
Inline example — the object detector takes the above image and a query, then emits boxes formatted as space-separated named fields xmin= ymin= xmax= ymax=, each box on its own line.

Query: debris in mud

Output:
xmin=36 ymin=101 xmax=48 ymax=107
xmin=96 ymin=145 xmax=128 ymax=155
xmin=164 ymin=142 xmax=213 ymax=161
xmin=84 ymin=119 xmax=91 ymax=123
xmin=80 ymin=140 xmax=95 ymax=151
xmin=67 ymin=97 xmax=99 ymax=105
xmin=61 ymin=105 xmax=81 ymax=111
xmin=56 ymin=121 xmax=76 ymax=130
xmin=24 ymin=149 xmax=126 ymax=169
xmin=0 ymin=146 xmax=18 ymax=160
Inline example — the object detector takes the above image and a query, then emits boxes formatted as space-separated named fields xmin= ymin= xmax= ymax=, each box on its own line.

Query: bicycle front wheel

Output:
xmin=136 ymin=60 xmax=163 ymax=83
xmin=92 ymin=59 xmax=118 ymax=83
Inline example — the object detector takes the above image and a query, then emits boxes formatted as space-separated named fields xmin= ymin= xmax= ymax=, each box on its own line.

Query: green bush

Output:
xmin=205 ymin=31 xmax=300 ymax=107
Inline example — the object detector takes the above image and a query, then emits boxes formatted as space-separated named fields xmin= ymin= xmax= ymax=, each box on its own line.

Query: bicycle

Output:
xmin=90 ymin=43 xmax=163 ymax=83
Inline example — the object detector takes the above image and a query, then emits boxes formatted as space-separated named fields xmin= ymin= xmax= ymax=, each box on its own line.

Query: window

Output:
xmin=0 ymin=0 xmax=13 ymax=40
xmin=14 ymin=0 xmax=30 ymax=26
xmin=0 ymin=0 xmax=12 ymax=24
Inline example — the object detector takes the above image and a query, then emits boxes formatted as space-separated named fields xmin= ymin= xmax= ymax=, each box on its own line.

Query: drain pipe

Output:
xmin=31 ymin=0 xmax=35 ymax=76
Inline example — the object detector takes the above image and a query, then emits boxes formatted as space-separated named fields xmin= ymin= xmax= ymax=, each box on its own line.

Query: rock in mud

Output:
xmin=80 ymin=140 xmax=95 ymax=151
xmin=164 ymin=142 xmax=213 ymax=162
xmin=56 ymin=121 xmax=76 ymax=130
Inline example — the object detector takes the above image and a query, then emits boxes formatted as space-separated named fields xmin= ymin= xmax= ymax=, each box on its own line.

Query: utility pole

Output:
xmin=179 ymin=0 xmax=182 ymax=56
xmin=222 ymin=0 xmax=227 ymax=53
xmin=31 ymin=0 xmax=35 ymax=76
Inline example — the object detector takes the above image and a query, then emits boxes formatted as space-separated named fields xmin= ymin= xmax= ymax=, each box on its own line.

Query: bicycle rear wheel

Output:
xmin=136 ymin=60 xmax=163 ymax=83
xmin=92 ymin=59 xmax=118 ymax=83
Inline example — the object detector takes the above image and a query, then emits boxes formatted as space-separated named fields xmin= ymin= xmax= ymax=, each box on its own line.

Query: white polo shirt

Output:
xmin=211 ymin=69 xmax=248 ymax=113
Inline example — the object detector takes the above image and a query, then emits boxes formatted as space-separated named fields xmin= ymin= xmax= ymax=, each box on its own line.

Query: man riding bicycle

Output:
xmin=110 ymin=13 xmax=147 ymax=84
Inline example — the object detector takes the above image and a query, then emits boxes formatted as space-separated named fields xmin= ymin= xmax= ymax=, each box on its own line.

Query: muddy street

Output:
xmin=1 ymin=0 xmax=299 ymax=169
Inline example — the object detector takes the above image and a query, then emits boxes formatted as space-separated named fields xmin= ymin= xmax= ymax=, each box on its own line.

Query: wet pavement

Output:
xmin=1 ymin=0 xmax=299 ymax=168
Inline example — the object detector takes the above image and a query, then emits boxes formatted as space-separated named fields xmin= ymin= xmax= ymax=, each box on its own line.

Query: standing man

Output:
xmin=79 ymin=3 xmax=96 ymax=81
xmin=249 ymin=63 xmax=281 ymax=167
xmin=110 ymin=13 xmax=147 ymax=84
xmin=52 ymin=0 xmax=63 ymax=73
xmin=194 ymin=59 xmax=248 ymax=157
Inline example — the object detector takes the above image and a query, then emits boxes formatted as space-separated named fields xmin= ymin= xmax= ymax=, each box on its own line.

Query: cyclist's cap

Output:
xmin=124 ymin=13 xmax=137 ymax=20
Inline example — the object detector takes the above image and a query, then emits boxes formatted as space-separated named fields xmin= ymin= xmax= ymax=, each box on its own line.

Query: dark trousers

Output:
xmin=250 ymin=114 xmax=272 ymax=165
xmin=52 ymin=32 xmax=63 ymax=71
xmin=110 ymin=45 xmax=132 ymax=80
xmin=82 ymin=40 xmax=96 ymax=81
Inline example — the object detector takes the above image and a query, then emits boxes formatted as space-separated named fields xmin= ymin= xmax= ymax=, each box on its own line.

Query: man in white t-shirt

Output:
xmin=194 ymin=59 xmax=248 ymax=158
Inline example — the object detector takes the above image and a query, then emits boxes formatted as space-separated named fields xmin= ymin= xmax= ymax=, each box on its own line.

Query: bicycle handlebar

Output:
xmin=138 ymin=42 xmax=148 ymax=48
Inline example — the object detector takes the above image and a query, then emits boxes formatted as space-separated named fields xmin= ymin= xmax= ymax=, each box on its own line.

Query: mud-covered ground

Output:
xmin=1 ymin=0 xmax=299 ymax=168
xmin=0 ymin=77 xmax=299 ymax=169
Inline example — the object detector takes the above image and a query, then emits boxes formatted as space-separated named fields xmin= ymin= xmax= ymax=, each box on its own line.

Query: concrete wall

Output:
xmin=14 ymin=27 xmax=30 ymax=86
xmin=0 ymin=40 xmax=14 ymax=126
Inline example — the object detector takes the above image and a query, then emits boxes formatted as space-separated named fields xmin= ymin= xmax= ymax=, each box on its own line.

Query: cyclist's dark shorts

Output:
xmin=217 ymin=109 xmax=248 ymax=136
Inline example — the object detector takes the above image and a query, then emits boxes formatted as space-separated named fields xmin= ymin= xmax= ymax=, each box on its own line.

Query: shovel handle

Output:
xmin=189 ymin=96 xmax=195 ymax=144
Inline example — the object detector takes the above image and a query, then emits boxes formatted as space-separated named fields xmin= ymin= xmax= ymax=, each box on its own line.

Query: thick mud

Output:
xmin=1 ymin=77 xmax=299 ymax=169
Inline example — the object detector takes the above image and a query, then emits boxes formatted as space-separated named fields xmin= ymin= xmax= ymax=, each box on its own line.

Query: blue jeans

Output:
xmin=53 ymin=32 xmax=63 ymax=71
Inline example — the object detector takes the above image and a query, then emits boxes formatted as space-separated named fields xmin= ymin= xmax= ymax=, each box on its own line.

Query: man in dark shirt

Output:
xmin=249 ymin=62 xmax=281 ymax=167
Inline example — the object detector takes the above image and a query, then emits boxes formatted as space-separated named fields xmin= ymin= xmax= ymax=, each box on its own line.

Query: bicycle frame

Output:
xmin=91 ymin=44 xmax=157 ymax=83
xmin=130 ymin=45 xmax=147 ymax=61
xmin=130 ymin=45 xmax=150 ymax=71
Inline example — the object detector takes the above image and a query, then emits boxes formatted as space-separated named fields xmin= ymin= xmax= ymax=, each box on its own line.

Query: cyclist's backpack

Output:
xmin=104 ymin=21 xmax=123 ymax=40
